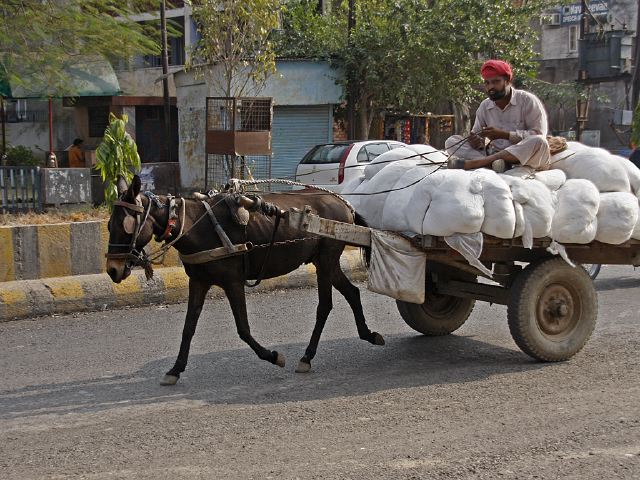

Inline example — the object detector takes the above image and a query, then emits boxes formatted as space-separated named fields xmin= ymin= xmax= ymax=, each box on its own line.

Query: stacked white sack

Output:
xmin=551 ymin=179 xmax=600 ymax=244
xmin=474 ymin=169 xmax=519 ymax=238
xmin=405 ymin=144 xmax=449 ymax=164
xmin=596 ymin=192 xmax=639 ymax=244
xmin=551 ymin=143 xmax=630 ymax=193
xmin=504 ymin=167 xmax=567 ymax=191
xmin=363 ymin=147 xmax=417 ymax=180
xmin=415 ymin=170 xmax=485 ymax=237
xmin=381 ymin=164 xmax=441 ymax=233
xmin=344 ymin=158 xmax=425 ymax=226
xmin=612 ymin=154 xmax=640 ymax=197
xmin=501 ymin=175 xmax=555 ymax=248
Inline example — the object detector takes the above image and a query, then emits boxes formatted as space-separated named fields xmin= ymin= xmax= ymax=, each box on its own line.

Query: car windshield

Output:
xmin=300 ymin=144 xmax=353 ymax=164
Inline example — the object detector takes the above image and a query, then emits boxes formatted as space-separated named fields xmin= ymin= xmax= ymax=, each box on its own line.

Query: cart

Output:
xmin=287 ymin=205 xmax=640 ymax=362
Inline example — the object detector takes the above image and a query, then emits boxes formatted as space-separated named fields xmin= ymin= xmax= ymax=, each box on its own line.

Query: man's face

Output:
xmin=484 ymin=76 xmax=510 ymax=101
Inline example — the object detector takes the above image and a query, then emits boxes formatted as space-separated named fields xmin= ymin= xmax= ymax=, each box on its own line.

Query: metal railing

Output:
xmin=0 ymin=166 xmax=42 ymax=213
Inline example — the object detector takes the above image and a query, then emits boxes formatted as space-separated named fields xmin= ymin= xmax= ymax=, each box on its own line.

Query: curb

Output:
xmin=0 ymin=250 xmax=368 ymax=322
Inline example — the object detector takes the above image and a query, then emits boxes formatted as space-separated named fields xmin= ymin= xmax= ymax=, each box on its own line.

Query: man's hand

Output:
xmin=481 ymin=126 xmax=509 ymax=141
xmin=468 ymin=133 xmax=485 ymax=150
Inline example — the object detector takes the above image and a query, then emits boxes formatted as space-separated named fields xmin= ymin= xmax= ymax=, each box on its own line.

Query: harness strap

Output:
xmin=245 ymin=210 xmax=282 ymax=288
xmin=113 ymin=200 xmax=144 ymax=213
xmin=201 ymin=200 xmax=236 ymax=252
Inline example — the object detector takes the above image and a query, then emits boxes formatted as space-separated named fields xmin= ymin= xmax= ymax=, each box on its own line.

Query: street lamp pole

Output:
xmin=576 ymin=0 xmax=589 ymax=141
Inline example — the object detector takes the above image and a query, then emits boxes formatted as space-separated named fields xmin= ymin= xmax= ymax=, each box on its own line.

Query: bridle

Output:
xmin=106 ymin=192 xmax=183 ymax=278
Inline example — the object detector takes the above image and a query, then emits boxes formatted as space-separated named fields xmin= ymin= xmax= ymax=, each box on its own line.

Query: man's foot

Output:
xmin=491 ymin=159 xmax=506 ymax=173
xmin=447 ymin=155 xmax=466 ymax=169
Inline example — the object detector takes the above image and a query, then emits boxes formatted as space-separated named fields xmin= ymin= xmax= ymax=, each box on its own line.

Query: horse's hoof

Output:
xmin=373 ymin=332 xmax=385 ymax=346
xmin=160 ymin=374 xmax=179 ymax=386
xmin=295 ymin=360 xmax=311 ymax=373
xmin=275 ymin=352 xmax=286 ymax=368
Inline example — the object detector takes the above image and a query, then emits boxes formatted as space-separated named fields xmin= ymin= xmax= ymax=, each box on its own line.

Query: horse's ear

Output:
xmin=116 ymin=176 xmax=128 ymax=196
xmin=129 ymin=175 xmax=142 ymax=199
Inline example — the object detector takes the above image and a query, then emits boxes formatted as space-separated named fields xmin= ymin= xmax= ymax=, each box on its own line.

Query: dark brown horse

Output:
xmin=105 ymin=175 xmax=384 ymax=385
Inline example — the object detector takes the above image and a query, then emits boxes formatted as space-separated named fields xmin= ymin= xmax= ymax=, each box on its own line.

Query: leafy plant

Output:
xmin=4 ymin=145 xmax=40 ymax=167
xmin=631 ymin=103 xmax=640 ymax=149
xmin=95 ymin=113 xmax=141 ymax=210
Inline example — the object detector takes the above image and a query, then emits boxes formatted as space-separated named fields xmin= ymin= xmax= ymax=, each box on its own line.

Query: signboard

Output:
xmin=561 ymin=1 xmax=608 ymax=25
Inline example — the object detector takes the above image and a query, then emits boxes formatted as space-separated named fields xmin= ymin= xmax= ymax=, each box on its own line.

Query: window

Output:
xmin=361 ymin=143 xmax=390 ymax=162
xmin=300 ymin=144 xmax=353 ymax=165
xmin=569 ymin=25 xmax=578 ymax=53
xmin=88 ymin=106 xmax=110 ymax=138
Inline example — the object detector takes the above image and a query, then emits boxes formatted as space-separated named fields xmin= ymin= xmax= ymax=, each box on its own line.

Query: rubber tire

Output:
xmin=397 ymin=295 xmax=475 ymax=336
xmin=581 ymin=263 xmax=601 ymax=280
xmin=508 ymin=257 xmax=597 ymax=362
xmin=396 ymin=263 xmax=476 ymax=336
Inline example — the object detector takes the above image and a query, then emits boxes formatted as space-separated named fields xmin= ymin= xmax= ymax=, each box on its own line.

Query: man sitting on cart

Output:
xmin=445 ymin=60 xmax=551 ymax=173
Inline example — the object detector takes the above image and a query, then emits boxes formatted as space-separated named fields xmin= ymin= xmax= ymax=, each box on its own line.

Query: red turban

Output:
xmin=481 ymin=60 xmax=513 ymax=81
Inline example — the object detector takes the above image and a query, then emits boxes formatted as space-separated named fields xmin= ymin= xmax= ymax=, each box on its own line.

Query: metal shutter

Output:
xmin=271 ymin=105 xmax=332 ymax=183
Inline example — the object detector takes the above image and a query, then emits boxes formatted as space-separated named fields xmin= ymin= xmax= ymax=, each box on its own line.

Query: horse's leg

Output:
xmin=161 ymin=278 xmax=211 ymax=386
xmin=332 ymin=266 xmax=385 ymax=346
xmin=296 ymin=262 xmax=333 ymax=373
xmin=224 ymin=282 xmax=285 ymax=368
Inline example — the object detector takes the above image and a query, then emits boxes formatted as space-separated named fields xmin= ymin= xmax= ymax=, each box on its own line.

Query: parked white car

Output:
xmin=294 ymin=140 xmax=407 ymax=193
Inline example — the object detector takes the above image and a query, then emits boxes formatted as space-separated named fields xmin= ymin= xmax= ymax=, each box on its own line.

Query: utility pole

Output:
xmin=346 ymin=0 xmax=357 ymax=139
xmin=160 ymin=0 xmax=172 ymax=162
xmin=576 ymin=0 xmax=590 ymax=141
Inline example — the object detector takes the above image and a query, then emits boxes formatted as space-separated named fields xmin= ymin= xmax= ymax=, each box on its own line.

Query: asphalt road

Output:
xmin=1 ymin=266 xmax=639 ymax=479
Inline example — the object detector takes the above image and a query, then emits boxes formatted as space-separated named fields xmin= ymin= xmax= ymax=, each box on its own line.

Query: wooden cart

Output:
xmin=287 ymin=206 xmax=640 ymax=362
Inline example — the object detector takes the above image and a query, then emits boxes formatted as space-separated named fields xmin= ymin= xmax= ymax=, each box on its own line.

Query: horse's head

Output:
xmin=105 ymin=175 xmax=155 ymax=283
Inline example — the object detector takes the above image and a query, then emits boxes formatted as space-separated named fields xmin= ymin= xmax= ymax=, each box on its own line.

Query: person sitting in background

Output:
xmin=67 ymin=138 xmax=85 ymax=168
xmin=445 ymin=60 xmax=551 ymax=173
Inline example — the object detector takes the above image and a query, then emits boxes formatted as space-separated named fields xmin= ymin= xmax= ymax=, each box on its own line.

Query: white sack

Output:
xmin=504 ymin=167 xmax=566 ymax=191
xmin=367 ymin=230 xmax=426 ymax=304
xmin=405 ymin=144 xmax=449 ymax=164
xmin=595 ymin=192 xmax=639 ymax=244
xmin=612 ymin=155 xmax=640 ymax=197
xmin=501 ymin=176 xmax=555 ymax=247
xmin=347 ymin=159 xmax=424 ymax=227
xmin=363 ymin=147 xmax=416 ymax=180
xmin=419 ymin=170 xmax=484 ymax=236
xmin=381 ymin=164 xmax=441 ymax=232
xmin=551 ymin=179 xmax=599 ymax=244
xmin=633 ymin=199 xmax=640 ymax=240
xmin=473 ymin=169 xmax=517 ymax=238
xmin=551 ymin=145 xmax=630 ymax=193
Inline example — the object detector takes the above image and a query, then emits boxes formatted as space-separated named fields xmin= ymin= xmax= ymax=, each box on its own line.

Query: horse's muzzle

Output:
xmin=106 ymin=260 xmax=131 ymax=283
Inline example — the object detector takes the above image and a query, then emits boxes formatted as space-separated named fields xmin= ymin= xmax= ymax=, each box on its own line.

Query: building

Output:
xmin=536 ymin=0 xmax=637 ymax=152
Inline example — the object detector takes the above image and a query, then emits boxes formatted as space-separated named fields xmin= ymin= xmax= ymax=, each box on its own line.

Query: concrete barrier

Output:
xmin=0 ymin=220 xmax=181 ymax=282
xmin=0 ymin=249 xmax=368 ymax=322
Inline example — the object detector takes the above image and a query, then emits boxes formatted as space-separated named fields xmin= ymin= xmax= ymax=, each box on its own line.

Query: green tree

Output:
xmin=187 ymin=0 xmax=282 ymax=96
xmin=95 ymin=113 xmax=141 ymax=210
xmin=0 ymin=1 xmax=160 ymax=97
xmin=277 ymin=0 xmax=557 ymax=138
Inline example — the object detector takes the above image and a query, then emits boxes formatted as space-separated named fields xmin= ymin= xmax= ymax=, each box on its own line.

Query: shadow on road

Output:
xmin=595 ymin=274 xmax=640 ymax=292
xmin=0 ymin=333 xmax=547 ymax=420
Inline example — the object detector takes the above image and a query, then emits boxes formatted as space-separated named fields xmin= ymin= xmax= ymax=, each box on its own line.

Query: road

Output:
xmin=1 ymin=266 xmax=639 ymax=479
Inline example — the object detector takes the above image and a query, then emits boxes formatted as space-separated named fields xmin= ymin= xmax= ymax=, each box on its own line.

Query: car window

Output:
xmin=299 ymin=144 xmax=353 ymax=164
xmin=365 ymin=143 xmax=391 ymax=161
xmin=356 ymin=147 xmax=369 ymax=163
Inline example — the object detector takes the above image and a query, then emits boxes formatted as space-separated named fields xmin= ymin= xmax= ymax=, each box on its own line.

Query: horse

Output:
xmin=105 ymin=175 xmax=384 ymax=385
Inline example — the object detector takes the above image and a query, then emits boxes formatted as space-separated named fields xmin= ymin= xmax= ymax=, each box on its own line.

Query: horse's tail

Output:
xmin=354 ymin=211 xmax=371 ymax=268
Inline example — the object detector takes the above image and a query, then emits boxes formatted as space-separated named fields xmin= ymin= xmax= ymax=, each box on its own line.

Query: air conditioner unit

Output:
xmin=541 ymin=12 xmax=562 ymax=26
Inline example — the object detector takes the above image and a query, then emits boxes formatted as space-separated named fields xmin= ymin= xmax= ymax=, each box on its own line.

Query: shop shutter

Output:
xmin=271 ymin=105 xmax=332 ymax=185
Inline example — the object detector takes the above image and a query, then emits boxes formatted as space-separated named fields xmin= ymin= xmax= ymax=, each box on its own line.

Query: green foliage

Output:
xmin=631 ymin=103 xmax=640 ymax=148
xmin=0 ymin=1 xmax=160 ymax=97
xmin=95 ymin=114 xmax=141 ymax=210
xmin=187 ymin=0 xmax=281 ymax=96
xmin=277 ymin=0 xmax=557 ymax=137
xmin=3 ymin=145 xmax=40 ymax=167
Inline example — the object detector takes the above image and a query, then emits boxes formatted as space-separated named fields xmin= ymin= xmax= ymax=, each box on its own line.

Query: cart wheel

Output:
xmin=508 ymin=257 xmax=597 ymax=362
xmin=396 ymin=266 xmax=476 ymax=336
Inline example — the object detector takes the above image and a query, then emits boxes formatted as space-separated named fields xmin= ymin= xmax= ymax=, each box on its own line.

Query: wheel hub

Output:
xmin=537 ymin=284 xmax=578 ymax=337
